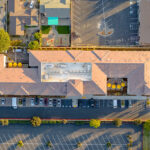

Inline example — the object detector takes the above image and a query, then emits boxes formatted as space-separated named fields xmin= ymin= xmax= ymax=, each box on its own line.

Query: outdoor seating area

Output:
xmin=107 ymin=78 xmax=127 ymax=96
xmin=7 ymin=62 xmax=23 ymax=68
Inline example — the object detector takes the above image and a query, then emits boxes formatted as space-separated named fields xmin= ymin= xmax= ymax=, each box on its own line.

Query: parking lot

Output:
xmin=0 ymin=123 xmax=142 ymax=150
xmin=71 ymin=0 xmax=139 ymax=46
xmin=0 ymin=97 xmax=146 ymax=110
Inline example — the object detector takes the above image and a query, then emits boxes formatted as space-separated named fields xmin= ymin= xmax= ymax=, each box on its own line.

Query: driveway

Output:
xmin=0 ymin=100 xmax=149 ymax=119
xmin=0 ymin=124 xmax=142 ymax=150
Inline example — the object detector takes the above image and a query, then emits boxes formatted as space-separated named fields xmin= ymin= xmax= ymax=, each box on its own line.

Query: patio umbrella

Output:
xmin=8 ymin=62 xmax=12 ymax=67
xmin=13 ymin=62 xmax=17 ymax=67
xmin=112 ymin=84 xmax=116 ymax=89
xmin=121 ymin=82 xmax=125 ymax=87
xmin=107 ymin=83 xmax=111 ymax=88
xmin=18 ymin=62 xmax=22 ymax=67
xmin=117 ymin=84 xmax=121 ymax=89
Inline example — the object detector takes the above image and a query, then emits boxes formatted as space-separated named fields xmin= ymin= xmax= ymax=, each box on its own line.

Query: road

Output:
xmin=0 ymin=104 xmax=149 ymax=119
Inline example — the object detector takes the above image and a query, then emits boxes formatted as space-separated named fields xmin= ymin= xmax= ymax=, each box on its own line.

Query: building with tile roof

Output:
xmin=8 ymin=0 xmax=38 ymax=35
xmin=1 ymin=50 xmax=150 ymax=97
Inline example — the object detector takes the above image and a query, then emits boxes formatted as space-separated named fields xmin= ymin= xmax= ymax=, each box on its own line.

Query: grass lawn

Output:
xmin=41 ymin=26 xmax=51 ymax=34
xmin=143 ymin=128 xmax=150 ymax=150
xmin=56 ymin=26 xmax=70 ymax=34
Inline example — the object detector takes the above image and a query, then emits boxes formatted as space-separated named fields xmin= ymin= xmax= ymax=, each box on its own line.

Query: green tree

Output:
xmin=31 ymin=116 xmax=41 ymax=127
xmin=106 ymin=142 xmax=111 ymax=148
xmin=63 ymin=119 xmax=68 ymax=124
xmin=17 ymin=140 xmax=24 ymax=147
xmin=89 ymin=119 xmax=101 ymax=128
xmin=47 ymin=141 xmax=52 ymax=147
xmin=28 ymin=41 xmax=39 ymax=50
xmin=77 ymin=142 xmax=82 ymax=148
xmin=114 ymin=119 xmax=122 ymax=127
xmin=1 ymin=119 xmax=9 ymax=126
xmin=134 ymin=119 xmax=142 ymax=125
xmin=34 ymin=32 xmax=42 ymax=41
xmin=144 ymin=120 xmax=150 ymax=131
xmin=0 ymin=29 xmax=10 ymax=52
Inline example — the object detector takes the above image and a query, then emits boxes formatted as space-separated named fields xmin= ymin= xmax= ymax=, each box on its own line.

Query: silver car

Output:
xmin=128 ymin=100 xmax=133 ymax=108
xmin=30 ymin=98 xmax=34 ymax=106
xmin=39 ymin=98 xmax=44 ymax=105
xmin=56 ymin=99 xmax=61 ymax=107
xmin=49 ymin=99 xmax=53 ymax=107
xmin=1 ymin=98 xmax=5 ymax=105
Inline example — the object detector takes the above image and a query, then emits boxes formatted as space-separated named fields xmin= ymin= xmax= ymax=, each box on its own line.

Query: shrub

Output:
xmin=47 ymin=141 xmax=52 ymax=147
xmin=75 ymin=121 xmax=86 ymax=125
xmin=56 ymin=120 xmax=63 ymax=124
xmin=31 ymin=117 xmax=41 ymax=127
xmin=114 ymin=119 xmax=122 ymax=127
xmin=34 ymin=32 xmax=42 ymax=41
xmin=63 ymin=119 xmax=68 ymax=124
xmin=77 ymin=142 xmax=82 ymax=148
xmin=146 ymin=100 xmax=150 ymax=106
xmin=28 ymin=41 xmax=39 ymax=50
xmin=89 ymin=119 xmax=101 ymax=128
xmin=144 ymin=120 xmax=150 ymax=131
xmin=1 ymin=119 xmax=9 ymax=126
xmin=49 ymin=120 xmax=57 ymax=124
xmin=106 ymin=142 xmax=111 ymax=148
xmin=134 ymin=119 xmax=142 ymax=125
xmin=17 ymin=140 xmax=24 ymax=147
xmin=42 ymin=120 xmax=49 ymax=124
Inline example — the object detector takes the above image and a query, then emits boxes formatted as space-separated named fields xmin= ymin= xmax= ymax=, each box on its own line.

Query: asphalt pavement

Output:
xmin=0 ymin=124 xmax=142 ymax=150
xmin=0 ymin=104 xmax=149 ymax=120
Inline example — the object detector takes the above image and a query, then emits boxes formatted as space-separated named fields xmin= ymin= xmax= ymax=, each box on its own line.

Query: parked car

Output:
xmin=12 ymin=97 xmax=17 ymax=109
xmin=53 ymin=99 xmax=57 ymax=107
xmin=39 ymin=98 xmax=44 ymax=105
xmin=121 ymin=100 xmax=125 ymax=108
xmin=35 ymin=97 xmax=39 ymax=105
xmin=56 ymin=99 xmax=61 ymax=107
xmin=49 ymin=99 xmax=53 ymax=107
xmin=30 ymin=98 xmax=34 ymax=106
xmin=22 ymin=98 xmax=26 ymax=106
xmin=72 ymin=99 xmax=78 ymax=108
xmin=89 ymin=98 xmax=95 ymax=107
xmin=1 ymin=98 xmax=5 ymax=105
xmin=30 ymin=1 xmax=34 ymax=8
xmin=44 ymin=98 xmax=48 ymax=106
xmin=128 ymin=100 xmax=133 ymax=108
xmin=113 ymin=100 xmax=117 ymax=108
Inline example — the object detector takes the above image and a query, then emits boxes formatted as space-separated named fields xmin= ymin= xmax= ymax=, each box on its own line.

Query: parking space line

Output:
xmin=120 ymin=134 xmax=127 ymax=144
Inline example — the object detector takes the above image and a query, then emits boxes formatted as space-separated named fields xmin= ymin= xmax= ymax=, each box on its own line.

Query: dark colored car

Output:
xmin=89 ymin=99 xmax=96 ymax=107
xmin=53 ymin=99 xmax=57 ymax=107
xmin=44 ymin=98 xmax=48 ymax=106
xmin=22 ymin=98 xmax=26 ymax=106
xmin=35 ymin=97 xmax=39 ymax=105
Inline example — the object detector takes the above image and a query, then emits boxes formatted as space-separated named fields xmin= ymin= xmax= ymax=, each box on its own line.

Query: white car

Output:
xmin=30 ymin=98 xmax=34 ymax=106
xmin=128 ymin=100 xmax=133 ymax=108
xmin=49 ymin=99 xmax=53 ymax=107
xmin=39 ymin=98 xmax=44 ymax=105
xmin=56 ymin=99 xmax=61 ymax=107
xmin=72 ymin=99 xmax=78 ymax=108
xmin=113 ymin=100 xmax=117 ymax=108
xmin=1 ymin=98 xmax=5 ymax=105
xmin=30 ymin=1 xmax=34 ymax=8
